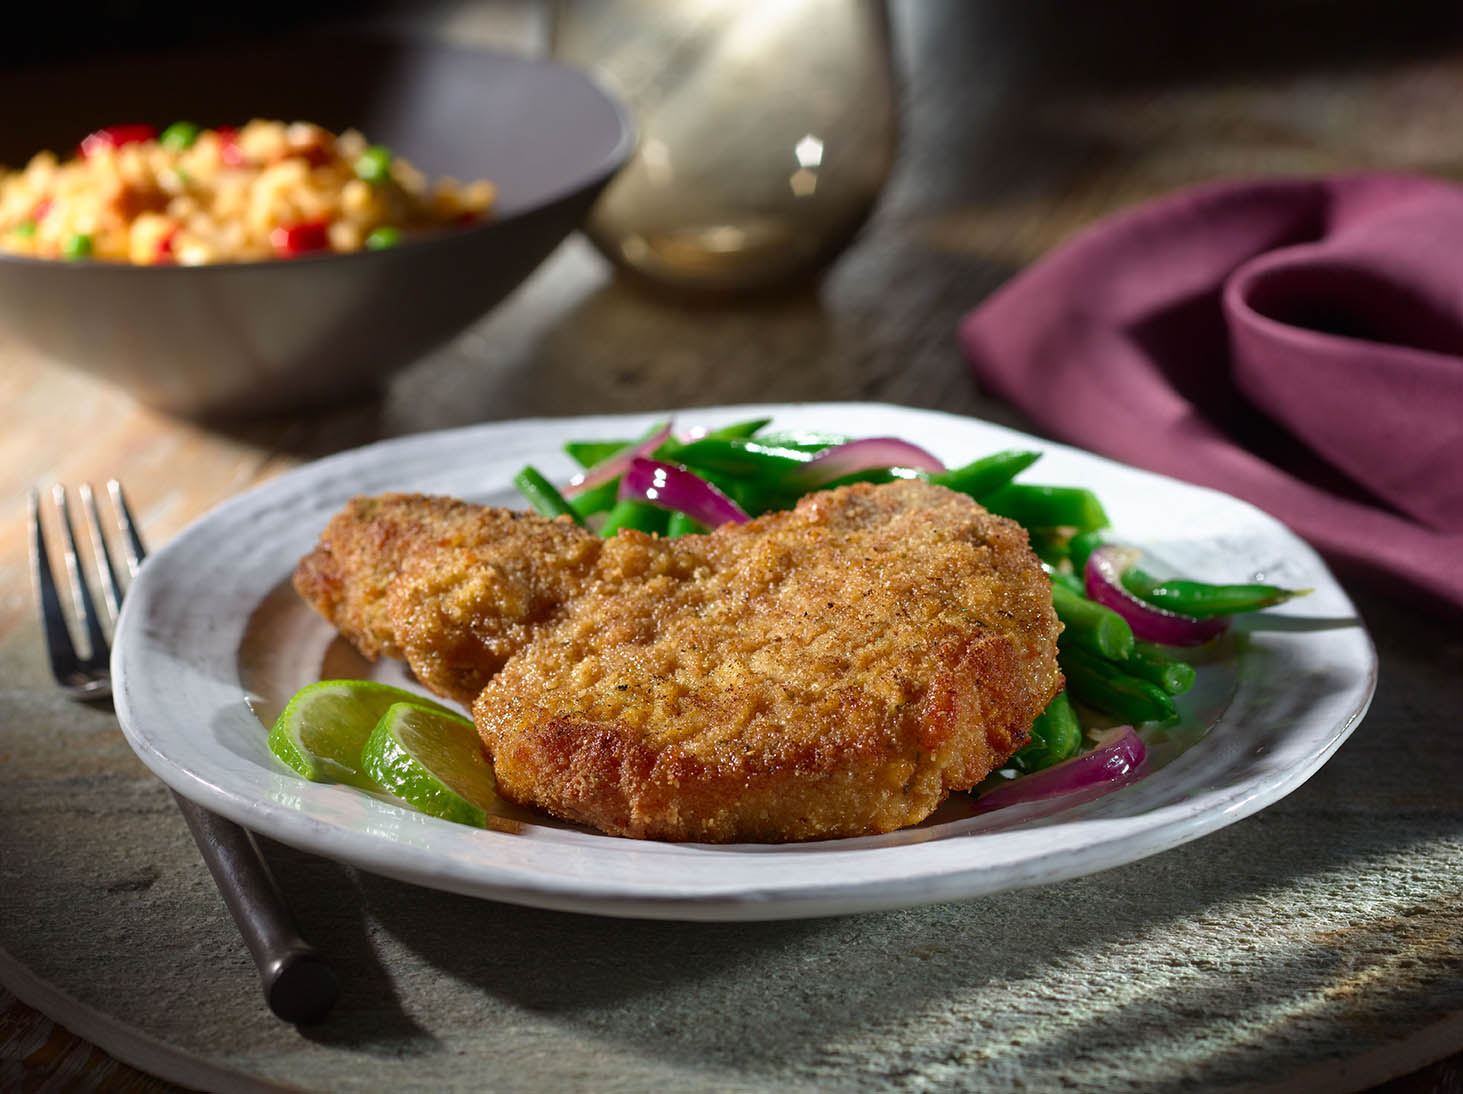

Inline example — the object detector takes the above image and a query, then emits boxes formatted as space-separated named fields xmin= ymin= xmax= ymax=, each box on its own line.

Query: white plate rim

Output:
xmin=112 ymin=402 xmax=1378 ymax=921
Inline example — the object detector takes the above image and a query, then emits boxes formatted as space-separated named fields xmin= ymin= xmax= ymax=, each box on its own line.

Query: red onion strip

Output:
xmin=565 ymin=422 xmax=674 ymax=497
xmin=788 ymin=437 xmax=946 ymax=488
xmin=620 ymin=458 xmax=750 ymax=528
xmin=974 ymin=725 xmax=1146 ymax=813
xmin=1085 ymin=547 xmax=1228 ymax=646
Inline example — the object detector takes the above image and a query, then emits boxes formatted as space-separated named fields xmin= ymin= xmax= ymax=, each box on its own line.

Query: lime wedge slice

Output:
xmin=267 ymin=680 xmax=465 ymax=790
xmin=361 ymin=702 xmax=502 ymax=827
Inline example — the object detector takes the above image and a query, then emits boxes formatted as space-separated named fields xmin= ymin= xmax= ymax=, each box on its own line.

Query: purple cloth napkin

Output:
xmin=961 ymin=173 xmax=1463 ymax=614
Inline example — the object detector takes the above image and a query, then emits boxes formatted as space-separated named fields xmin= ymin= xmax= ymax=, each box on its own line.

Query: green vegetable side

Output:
xmin=521 ymin=416 xmax=1310 ymax=783
xmin=271 ymin=417 xmax=1313 ymax=831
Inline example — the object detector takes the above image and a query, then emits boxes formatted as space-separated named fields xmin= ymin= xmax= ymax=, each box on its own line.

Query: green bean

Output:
xmin=1048 ymin=569 xmax=1085 ymax=596
xmin=812 ymin=469 xmax=910 ymax=491
xmin=665 ymin=512 xmax=707 ymax=538
xmin=601 ymin=500 xmax=669 ymax=537
xmin=929 ymin=449 xmax=1041 ymax=500
xmin=672 ymin=437 xmax=812 ymax=483
xmin=1050 ymin=581 xmax=1134 ymax=661
xmin=1121 ymin=570 xmax=1309 ymax=618
xmin=1027 ymin=528 xmax=1069 ymax=568
xmin=564 ymin=440 xmax=628 ymax=469
xmin=564 ymin=419 xmax=671 ymax=469
xmin=706 ymin=472 xmax=782 ymax=518
xmin=1061 ymin=646 xmax=1178 ymax=725
xmin=1051 ymin=569 xmax=1192 ymax=695
xmin=1122 ymin=641 xmax=1196 ymax=695
xmin=702 ymin=417 xmax=772 ymax=441
xmin=1009 ymin=690 xmax=1083 ymax=774
xmin=568 ymin=479 xmax=619 ymax=519
xmin=1119 ymin=566 xmax=1162 ymax=599
xmin=1067 ymin=531 xmax=1104 ymax=577
xmin=718 ymin=468 xmax=906 ymax=514
xmin=982 ymin=483 xmax=1109 ymax=532
xmin=512 ymin=466 xmax=584 ymax=525
xmin=754 ymin=430 xmax=850 ymax=451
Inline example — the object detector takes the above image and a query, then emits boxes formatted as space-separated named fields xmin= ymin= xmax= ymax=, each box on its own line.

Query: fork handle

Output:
xmin=173 ymin=792 xmax=339 ymax=1024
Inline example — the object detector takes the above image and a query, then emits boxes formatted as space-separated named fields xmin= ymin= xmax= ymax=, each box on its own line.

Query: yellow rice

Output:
xmin=0 ymin=120 xmax=494 ymax=265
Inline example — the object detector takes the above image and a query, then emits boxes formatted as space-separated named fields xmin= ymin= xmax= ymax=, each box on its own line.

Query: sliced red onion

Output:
xmin=1085 ymin=546 xmax=1229 ymax=647
xmin=787 ymin=437 xmax=946 ymax=489
xmin=974 ymin=725 xmax=1146 ymax=814
xmin=565 ymin=422 xmax=674 ymax=497
xmin=620 ymin=458 xmax=750 ymax=528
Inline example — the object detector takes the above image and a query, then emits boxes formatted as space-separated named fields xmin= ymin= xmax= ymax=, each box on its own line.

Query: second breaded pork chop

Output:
xmin=295 ymin=480 xmax=1062 ymax=842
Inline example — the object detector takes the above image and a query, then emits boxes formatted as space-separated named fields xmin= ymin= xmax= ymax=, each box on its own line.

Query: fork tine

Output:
xmin=107 ymin=479 xmax=148 ymax=575
xmin=29 ymin=488 xmax=81 ymax=682
xmin=52 ymin=484 xmax=110 ymax=666
xmin=80 ymin=483 xmax=124 ymax=624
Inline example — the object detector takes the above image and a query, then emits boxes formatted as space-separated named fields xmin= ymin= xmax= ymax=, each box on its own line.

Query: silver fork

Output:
xmin=30 ymin=482 xmax=339 ymax=1025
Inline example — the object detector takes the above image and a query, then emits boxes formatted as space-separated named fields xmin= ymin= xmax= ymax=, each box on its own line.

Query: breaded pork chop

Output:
xmin=295 ymin=481 xmax=1062 ymax=842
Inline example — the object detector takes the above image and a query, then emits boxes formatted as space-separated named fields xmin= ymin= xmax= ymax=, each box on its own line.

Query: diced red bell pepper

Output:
xmin=270 ymin=220 xmax=331 ymax=257
xmin=215 ymin=126 xmax=247 ymax=167
xmin=292 ymin=142 xmax=332 ymax=168
xmin=79 ymin=124 xmax=158 ymax=158
xmin=32 ymin=199 xmax=52 ymax=222
xmin=154 ymin=227 xmax=179 ymax=264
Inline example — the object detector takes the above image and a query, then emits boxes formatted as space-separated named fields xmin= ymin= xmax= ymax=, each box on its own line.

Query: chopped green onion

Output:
xmin=365 ymin=226 xmax=402 ymax=251
xmin=61 ymin=233 xmax=93 ymax=260
xmin=160 ymin=121 xmax=202 ymax=152
xmin=11 ymin=219 xmax=36 ymax=238
xmin=354 ymin=145 xmax=394 ymax=184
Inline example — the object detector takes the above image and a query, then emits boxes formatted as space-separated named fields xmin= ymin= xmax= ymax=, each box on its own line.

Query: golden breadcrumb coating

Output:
xmin=294 ymin=481 xmax=1062 ymax=842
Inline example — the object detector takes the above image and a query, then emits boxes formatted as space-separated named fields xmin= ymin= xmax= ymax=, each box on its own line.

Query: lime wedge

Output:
xmin=267 ymin=680 xmax=465 ymax=790
xmin=361 ymin=702 xmax=502 ymax=827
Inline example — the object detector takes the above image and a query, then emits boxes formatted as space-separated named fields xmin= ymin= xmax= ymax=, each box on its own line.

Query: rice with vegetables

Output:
xmin=0 ymin=120 xmax=494 ymax=265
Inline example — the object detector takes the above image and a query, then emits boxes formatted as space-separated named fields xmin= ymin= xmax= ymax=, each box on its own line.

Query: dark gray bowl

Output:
xmin=0 ymin=36 xmax=632 ymax=417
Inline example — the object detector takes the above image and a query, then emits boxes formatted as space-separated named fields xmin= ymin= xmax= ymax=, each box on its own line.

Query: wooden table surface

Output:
xmin=3 ymin=2 xmax=1462 ymax=1090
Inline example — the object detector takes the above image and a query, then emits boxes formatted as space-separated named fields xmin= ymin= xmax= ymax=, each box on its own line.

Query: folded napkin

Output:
xmin=961 ymin=173 xmax=1463 ymax=614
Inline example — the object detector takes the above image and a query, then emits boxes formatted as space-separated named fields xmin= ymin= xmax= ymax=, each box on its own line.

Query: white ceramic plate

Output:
xmin=113 ymin=403 xmax=1376 ymax=921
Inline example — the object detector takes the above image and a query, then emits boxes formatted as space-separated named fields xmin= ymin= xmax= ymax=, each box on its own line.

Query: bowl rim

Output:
xmin=0 ymin=36 xmax=636 ymax=276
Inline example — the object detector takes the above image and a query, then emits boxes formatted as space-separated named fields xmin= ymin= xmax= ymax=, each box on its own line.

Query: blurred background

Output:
xmin=9 ymin=0 xmax=1463 ymax=437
